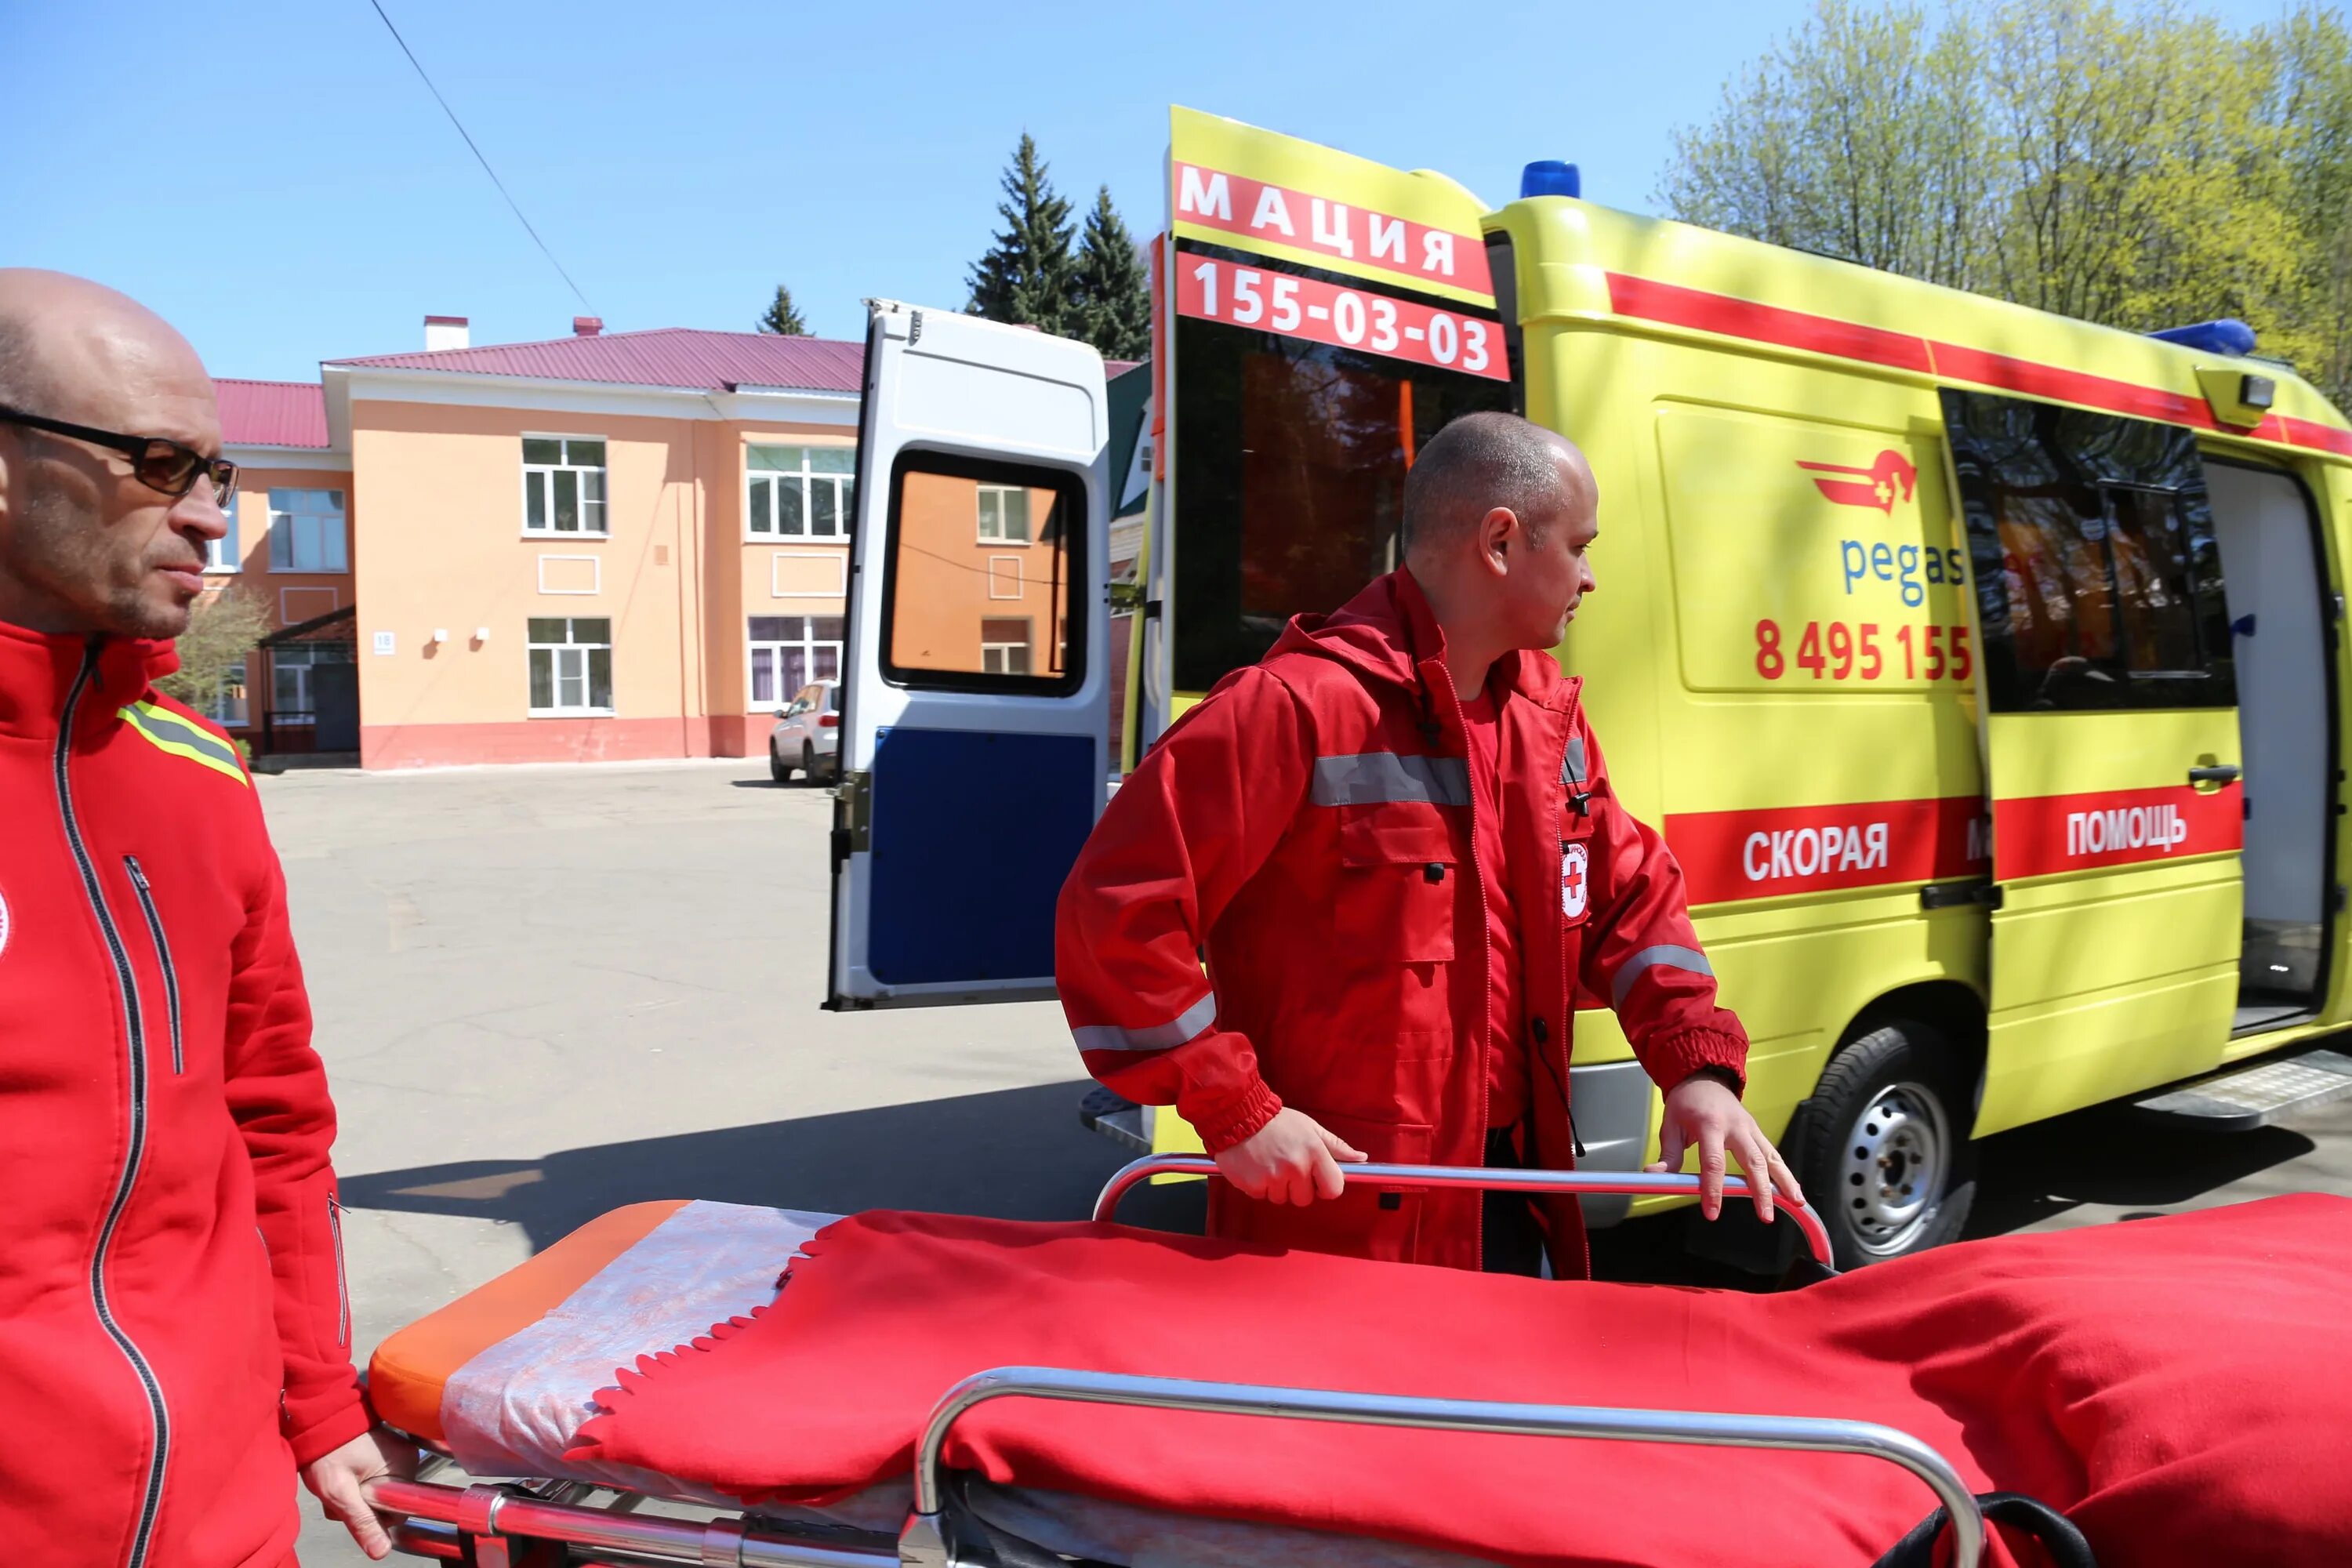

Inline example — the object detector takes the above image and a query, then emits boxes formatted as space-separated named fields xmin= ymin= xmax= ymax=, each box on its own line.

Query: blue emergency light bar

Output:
xmin=1520 ymin=161 xmax=1582 ymax=200
xmin=2148 ymin=318 xmax=2258 ymax=355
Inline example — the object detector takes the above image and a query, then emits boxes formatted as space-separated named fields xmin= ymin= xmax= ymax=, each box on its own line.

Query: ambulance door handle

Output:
xmin=2188 ymin=764 xmax=2241 ymax=788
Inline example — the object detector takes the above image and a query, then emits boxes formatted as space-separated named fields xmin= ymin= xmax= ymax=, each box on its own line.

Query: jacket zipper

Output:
xmin=326 ymin=1196 xmax=351 ymax=1348
xmin=1425 ymin=683 xmax=1494 ymax=1272
xmin=55 ymin=645 xmax=171 ymax=1568
xmin=1552 ymin=720 xmax=1584 ymax=1161
xmin=123 ymin=858 xmax=181 ymax=1075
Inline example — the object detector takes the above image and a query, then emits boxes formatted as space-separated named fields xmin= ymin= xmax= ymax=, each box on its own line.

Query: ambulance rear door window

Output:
xmin=1941 ymin=390 xmax=2234 ymax=712
xmin=876 ymin=451 xmax=1087 ymax=696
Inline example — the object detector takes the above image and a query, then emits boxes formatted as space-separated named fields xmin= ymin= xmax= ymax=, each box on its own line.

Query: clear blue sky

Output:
xmin=1 ymin=0 xmax=2316 ymax=383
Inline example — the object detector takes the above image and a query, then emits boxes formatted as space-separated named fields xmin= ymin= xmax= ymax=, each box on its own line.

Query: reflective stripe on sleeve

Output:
xmin=1310 ymin=752 xmax=1471 ymax=808
xmin=1610 ymin=945 xmax=1714 ymax=1007
xmin=118 ymin=702 xmax=249 ymax=786
xmin=1563 ymin=737 xmax=1587 ymax=786
xmin=1073 ymin=992 xmax=1219 ymax=1054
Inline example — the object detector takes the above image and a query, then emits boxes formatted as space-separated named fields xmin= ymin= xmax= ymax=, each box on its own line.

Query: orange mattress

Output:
xmin=369 ymin=1200 xmax=692 ymax=1445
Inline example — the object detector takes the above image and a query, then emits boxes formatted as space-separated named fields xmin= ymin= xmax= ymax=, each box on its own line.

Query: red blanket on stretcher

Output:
xmin=572 ymin=1194 xmax=2352 ymax=1567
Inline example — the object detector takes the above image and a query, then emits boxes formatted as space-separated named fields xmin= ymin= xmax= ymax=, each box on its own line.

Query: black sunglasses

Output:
xmin=0 ymin=406 xmax=239 ymax=507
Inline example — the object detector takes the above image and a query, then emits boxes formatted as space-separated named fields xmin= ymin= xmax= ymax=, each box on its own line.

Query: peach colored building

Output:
xmin=209 ymin=379 xmax=359 ymax=752
xmin=209 ymin=319 xmax=1141 ymax=769
xmin=211 ymin=317 xmax=874 ymax=768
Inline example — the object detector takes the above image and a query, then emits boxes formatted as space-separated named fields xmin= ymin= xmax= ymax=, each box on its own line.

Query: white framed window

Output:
xmin=523 ymin=437 xmax=608 ymax=536
xmin=269 ymin=641 xmax=354 ymax=723
xmin=207 ymin=495 xmax=242 ymax=572
xmin=976 ymin=485 xmax=1030 ymax=543
xmin=527 ymin=617 xmax=614 ymax=715
xmin=980 ymin=617 xmax=1032 ymax=676
xmin=267 ymin=489 xmax=347 ymax=572
xmin=746 ymin=445 xmax=855 ymax=539
xmin=205 ymin=664 xmax=250 ymax=726
xmin=747 ymin=615 xmax=842 ymax=709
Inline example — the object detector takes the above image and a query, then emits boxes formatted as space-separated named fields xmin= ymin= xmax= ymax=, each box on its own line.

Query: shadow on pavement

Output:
xmin=1592 ymin=1102 xmax=2322 ymax=1290
xmin=343 ymin=1083 xmax=2322 ymax=1279
xmin=1965 ymin=1105 xmax=2318 ymax=1236
xmin=341 ymin=1080 xmax=1203 ymax=1253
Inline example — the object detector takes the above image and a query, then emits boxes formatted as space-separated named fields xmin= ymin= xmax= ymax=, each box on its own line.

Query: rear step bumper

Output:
xmin=1079 ymin=1086 xmax=1152 ymax=1154
xmin=2132 ymin=1047 xmax=2352 ymax=1131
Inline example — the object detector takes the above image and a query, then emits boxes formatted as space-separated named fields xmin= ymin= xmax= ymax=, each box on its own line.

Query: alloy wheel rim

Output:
xmin=1837 ymin=1081 xmax=1950 ymax=1256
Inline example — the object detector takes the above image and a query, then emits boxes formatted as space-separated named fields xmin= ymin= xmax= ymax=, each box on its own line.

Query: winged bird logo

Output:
xmin=1798 ymin=450 xmax=1918 ymax=514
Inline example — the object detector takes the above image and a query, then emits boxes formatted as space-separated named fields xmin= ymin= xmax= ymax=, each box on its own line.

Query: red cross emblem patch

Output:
xmin=1561 ymin=843 xmax=1588 ymax=920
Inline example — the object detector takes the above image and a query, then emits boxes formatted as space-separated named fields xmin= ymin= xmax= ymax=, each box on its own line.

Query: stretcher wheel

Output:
xmin=1797 ymin=1020 xmax=1976 ymax=1269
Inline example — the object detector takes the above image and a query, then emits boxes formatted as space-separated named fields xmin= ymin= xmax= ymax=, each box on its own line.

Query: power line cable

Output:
xmin=363 ymin=0 xmax=595 ymax=314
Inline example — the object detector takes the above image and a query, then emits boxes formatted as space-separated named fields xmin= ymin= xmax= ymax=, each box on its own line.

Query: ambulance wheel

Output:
xmin=1798 ymin=1022 xmax=1976 ymax=1269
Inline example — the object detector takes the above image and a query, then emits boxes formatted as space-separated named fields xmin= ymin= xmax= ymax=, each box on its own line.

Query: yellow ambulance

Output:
xmin=826 ymin=108 xmax=2352 ymax=1269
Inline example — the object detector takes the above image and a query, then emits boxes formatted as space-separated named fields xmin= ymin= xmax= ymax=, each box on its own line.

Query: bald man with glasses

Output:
xmin=0 ymin=270 xmax=408 ymax=1567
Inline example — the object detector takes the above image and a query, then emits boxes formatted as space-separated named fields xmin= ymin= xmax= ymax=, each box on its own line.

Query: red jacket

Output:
xmin=0 ymin=624 xmax=368 ymax=1568
xmin=1057 ymin=569 xmax=1747 ymax=1272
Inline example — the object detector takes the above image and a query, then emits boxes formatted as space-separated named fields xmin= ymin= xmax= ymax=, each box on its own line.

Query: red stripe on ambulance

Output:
xmin=1993 ymin=783 xmax=2242 ymax=880
xmin=1602 ymin=272 xmax=2352 ymax=461
xmin=1666 ymin=797 xmax=1988 ymax=906
xmin=1604 ymin=274 xmax=1936 ymax=376
xmin=1178 ymin=257 xmax=1509 ymax=380
xmin=1174 ymin=162 xmax=1494 ymax=296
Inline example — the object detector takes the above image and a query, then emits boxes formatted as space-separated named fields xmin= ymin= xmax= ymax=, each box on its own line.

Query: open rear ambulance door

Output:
xmin=826 ymin=301 xmax=1111 ymax=1007
xmin=1943 ymin=390 xmax=2245 ymax=1134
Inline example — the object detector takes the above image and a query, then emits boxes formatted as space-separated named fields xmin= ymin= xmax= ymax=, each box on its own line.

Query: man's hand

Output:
xmin=1648 ymin=1071 xmax=1804 ymax=1224
xmin=1214 ymin=1107 xmax=1367 ymax=1205
xmin=300 ymin=1426 xmax=418 ymax=1561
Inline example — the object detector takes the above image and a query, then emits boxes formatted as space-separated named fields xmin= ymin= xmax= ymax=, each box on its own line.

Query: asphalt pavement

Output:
xmin=267 ymin=757 xmax=2352 ymax=1564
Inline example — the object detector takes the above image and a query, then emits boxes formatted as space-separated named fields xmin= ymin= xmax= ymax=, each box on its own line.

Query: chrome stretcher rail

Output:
xmin=365 ymin=1476 xmax=897 ymax=1568
xmin=1093 ymin=1154 xmax=1839 ymax=1272
xmin=901 ymin=1367 xmax=1986 ymax=1568
xmin=365 ymin=1366 xmax=1986 ymax=1568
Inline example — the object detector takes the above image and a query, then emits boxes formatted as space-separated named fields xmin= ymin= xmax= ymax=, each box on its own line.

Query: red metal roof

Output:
xmin=329 ymin=328 xmax=866 ymax=394
xmin=214 ymin=379 xmax=331 ymax=448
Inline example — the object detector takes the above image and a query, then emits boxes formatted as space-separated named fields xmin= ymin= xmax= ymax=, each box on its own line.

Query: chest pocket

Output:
xmin=1335 ymin=807 xmax=1460 ymax=963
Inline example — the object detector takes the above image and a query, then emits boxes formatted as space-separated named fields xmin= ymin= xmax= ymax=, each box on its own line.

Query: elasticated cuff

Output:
xmin=285 ymin=1388 xmax=374 ymax=1469
xmin=1189 ymin=1078 xmax=1285 ymax=1154
xmin=1645 ymin=1028 xmax=1750 ymax=1098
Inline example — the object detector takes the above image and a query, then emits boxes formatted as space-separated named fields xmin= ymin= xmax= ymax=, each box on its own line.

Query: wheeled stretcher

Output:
xmin=362 ymin=1159 xmax=2031 ymax=1568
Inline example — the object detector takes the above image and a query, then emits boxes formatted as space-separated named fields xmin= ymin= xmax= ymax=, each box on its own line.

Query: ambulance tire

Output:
xmin=1798 ymin=1022 xmax=1976 ymax=1270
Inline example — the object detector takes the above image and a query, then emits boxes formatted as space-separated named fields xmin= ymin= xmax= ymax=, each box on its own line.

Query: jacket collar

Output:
xmin=1266 ymin=568 xmax=1580 ymax=714
xmin=0 ymin=619 xmax=176 ymax=741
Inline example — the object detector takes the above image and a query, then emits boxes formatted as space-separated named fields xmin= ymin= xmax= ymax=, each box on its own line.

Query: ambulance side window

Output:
xmin=1941 ymin=390 xmax=2234 ymax=713
xmin=876 ymin=452 xmax=1087 ymax=696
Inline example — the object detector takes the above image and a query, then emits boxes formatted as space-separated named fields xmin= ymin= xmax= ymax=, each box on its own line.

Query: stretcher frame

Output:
xmin=367 ymin=1159 xmax=1982 ymax=1568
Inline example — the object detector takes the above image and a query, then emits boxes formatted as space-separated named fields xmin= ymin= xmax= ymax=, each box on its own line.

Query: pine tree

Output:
xmin=966 ymin=134 xmax=1080 ymax=336
xmin=1073 ymin=185 xmax=1152 ymax=361
xmin=757 ymin=285 xmax=809 ymax=336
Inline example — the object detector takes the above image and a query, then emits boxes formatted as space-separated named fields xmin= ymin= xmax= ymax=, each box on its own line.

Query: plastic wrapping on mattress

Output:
xmin=439 ymin=1200 xmax=833 ymax=1497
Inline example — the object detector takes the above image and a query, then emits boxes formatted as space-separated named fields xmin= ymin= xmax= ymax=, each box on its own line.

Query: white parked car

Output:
xmin=768 ymin=681 xmax=840 ymax=785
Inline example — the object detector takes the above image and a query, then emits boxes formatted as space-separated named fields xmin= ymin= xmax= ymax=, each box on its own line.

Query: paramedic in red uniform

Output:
xmin=0 ymin=270 xmax=408 ymax=1566
xmin=1057 ymin=411 xmax=1801 ymax=1275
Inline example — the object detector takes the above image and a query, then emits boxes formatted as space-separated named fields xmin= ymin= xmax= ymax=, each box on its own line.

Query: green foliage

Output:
xmin=757 ymin=285 xmax=810 ymax=336
xmin=1658 ymin=1 xmax=2352 ymax=409
xmin=967 ymin=134 xmax=1081 ymax=336
xmin=1074 ymin=185 xmax=1153 ymax=361
xmin=155 ymin=586 xmax=270 ymax=723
